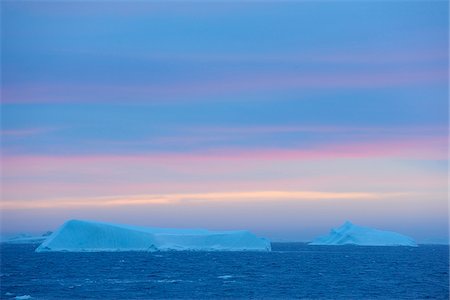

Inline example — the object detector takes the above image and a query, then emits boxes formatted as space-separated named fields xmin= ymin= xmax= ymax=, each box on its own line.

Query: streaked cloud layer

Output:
xmin=1 ymin=1 xmax=448 ymax=243
xmin=2 ymin=190 xmax=403 ymax=210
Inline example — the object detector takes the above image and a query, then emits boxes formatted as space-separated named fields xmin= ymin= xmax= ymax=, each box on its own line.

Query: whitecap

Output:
xmin=15 ymin=296 xmax=32 ymax=300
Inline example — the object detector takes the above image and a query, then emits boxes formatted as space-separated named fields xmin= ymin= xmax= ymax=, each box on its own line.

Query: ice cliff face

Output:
xmin=309 ymin=221 xmax=417 ymax=247
xmin=35 ymin=220 xmax=271 ymax=252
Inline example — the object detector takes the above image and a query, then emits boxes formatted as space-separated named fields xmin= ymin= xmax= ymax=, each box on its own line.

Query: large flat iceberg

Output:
xmin=35 ymin=220 xmax=271 ymax=252
xmin=309 ymin=221 xmax=417 ymax=247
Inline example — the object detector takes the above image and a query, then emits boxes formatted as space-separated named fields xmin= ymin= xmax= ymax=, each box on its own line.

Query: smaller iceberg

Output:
xmin=2 ymin=232 xmax=52 ymax=244
xmin=36 ymin=220 xmax=271 ymax=252
xmin=309 ymin=221 xmax=417 ymax=247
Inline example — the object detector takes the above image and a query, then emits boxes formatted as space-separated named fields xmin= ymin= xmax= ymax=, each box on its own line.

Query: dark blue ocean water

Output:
xmin=1 ymin=243 xmax=448 ymax=299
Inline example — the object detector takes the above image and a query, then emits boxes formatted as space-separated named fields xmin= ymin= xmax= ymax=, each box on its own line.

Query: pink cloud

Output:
xmin=55 ymin=46 xmax=449 ymax=65
xmin=2 ymin=135 xmax=446 ymax=170
xmin=2 ymin=190 xmax=407 ymax=210
xmin=2 ymin=68 xmax=447 ymax=104
xmin=0 ymin=127 xmax=57 ymax=137
xmin=178 ymin=124 xmax=447 ymax=135
xmin=2 ymin=172 xmax=445 ymax=203
xmin=81 ymin=125 xmax=446 ymax=151
xmin=1 ymin=133 xmax=446 ymax=205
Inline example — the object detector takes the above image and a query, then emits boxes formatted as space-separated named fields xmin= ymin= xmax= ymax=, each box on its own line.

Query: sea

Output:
xmin=1 ymin=243 xmax=448 ymax=299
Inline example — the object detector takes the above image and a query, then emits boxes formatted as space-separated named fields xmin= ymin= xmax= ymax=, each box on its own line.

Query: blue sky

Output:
xmin=1 ymin=1 xmax=448 ymax=243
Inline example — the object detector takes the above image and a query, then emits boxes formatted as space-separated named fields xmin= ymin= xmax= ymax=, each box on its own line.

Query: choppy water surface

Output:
xmin=1 ymin=243 xmax=448 ymax=299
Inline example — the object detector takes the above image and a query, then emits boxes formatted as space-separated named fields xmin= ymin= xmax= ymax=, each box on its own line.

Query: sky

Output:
xmin=1 ymin=1 xmax=448 ymax=243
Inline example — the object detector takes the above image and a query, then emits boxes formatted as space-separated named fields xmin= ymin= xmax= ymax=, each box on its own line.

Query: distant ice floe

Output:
xmin=217 ymin=275 xmax=233 ymax=280
xmin=156 ymin=279 xmax=184 ymax=283
xmin=14 ymin=295 xmax=32 ymax=300
xmin=2 ymin=232 xmax=52 ymax=244
xmin=309 ymin=221 xmax=417 ymax=247
xmin=35 ymin=219 xmax=271 ymax=252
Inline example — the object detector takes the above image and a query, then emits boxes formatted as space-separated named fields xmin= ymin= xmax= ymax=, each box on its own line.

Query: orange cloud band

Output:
xmin=1 ymin=190 xmax=411 ymax=210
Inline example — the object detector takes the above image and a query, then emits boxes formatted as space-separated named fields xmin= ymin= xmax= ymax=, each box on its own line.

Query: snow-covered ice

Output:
xmin=309 ymin=221 xmax=417 ymax=247
xmin=2 ymin=232 xmax=51 ymax=244
xmin=35 ymin=219 xmax=271 ymax=252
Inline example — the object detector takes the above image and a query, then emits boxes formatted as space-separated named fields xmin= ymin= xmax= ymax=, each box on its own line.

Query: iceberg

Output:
xmin=35 ymin=220 xmax=271 ymax=252
xmin=3 ymin=232 xmax=52 ymax=244
xmin=309 ymin=221 xmax=417 ymax=247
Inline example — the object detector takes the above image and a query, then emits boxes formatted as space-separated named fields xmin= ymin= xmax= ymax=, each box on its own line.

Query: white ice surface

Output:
xmin=35 ymin=219 xmax=271 ymax=252
xmin=309 ymin=221 xmax=417 ymax=247
xmin=2 ymin=233 xmax=49 ymax=244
